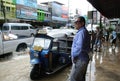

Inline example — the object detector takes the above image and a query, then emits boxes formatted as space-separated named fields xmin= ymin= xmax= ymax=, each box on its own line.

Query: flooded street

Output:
xmin=0 ymin=52 xmax=71 ymax=81
xmin=0 ymin=53 xmax=31 ymax=81
xmin=0 ymin=42 xmax=120 ymax=81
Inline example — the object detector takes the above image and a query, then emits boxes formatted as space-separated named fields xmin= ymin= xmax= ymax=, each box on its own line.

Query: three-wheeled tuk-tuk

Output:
xmin=29 ymin=34 xmax=73 ymax=80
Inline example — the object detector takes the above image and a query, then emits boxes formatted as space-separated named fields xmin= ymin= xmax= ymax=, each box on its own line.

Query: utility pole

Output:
xmin=100 ymin=14 xmax=102 ymax=29
xmin=67 ymin=0 xmax=69 ymax=27
xmin=1 ymin=0 xmax=7 ymax=22
xmin=48 ymin=2 xmax=52 ymax=27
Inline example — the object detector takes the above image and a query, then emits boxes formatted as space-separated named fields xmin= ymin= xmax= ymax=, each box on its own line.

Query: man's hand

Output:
xmin=72 ymin=56 xmax=78 ymax=63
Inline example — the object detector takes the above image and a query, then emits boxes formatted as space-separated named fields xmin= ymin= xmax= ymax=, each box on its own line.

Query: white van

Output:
xmin=2 ymin=23 xmax=37 ymax=37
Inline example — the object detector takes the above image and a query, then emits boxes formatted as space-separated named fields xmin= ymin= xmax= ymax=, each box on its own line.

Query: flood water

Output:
xmin=0 ymin=42 xmax=120 ymax=81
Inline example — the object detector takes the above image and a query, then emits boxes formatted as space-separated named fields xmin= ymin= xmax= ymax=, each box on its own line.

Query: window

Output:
xmin=40 ymin=12 xmax=41 ymax=16
xmin=32 ymin=38 xmax=51 ymax=49
xmin=37 ymin=12 xmax=40 ymax=16
xmin=45 ymin=13 xmax=46 ymax=17
xmin=30 ymin=26 xmax=35 ymax=29
xmin=2 ymin=26 xmax=9 ymax=30
xmin=11 ymin=7 xmax=15 ymax=12
xmin=52 ymin=42 xmax=59 ymax=52
xmin=11 ymin=26 xmax=20 ymax=30
xmin=21 ymin=26 xmax=28 ymax=30
xmin=6 ymin=6 xmax=10 ymax=12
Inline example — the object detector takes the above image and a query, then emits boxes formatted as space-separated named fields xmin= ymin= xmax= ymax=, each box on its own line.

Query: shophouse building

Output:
xmin=0 ymin=0 xmax=68 ymax=28
xmin=0 ymin=0 xmax=16 ymax=24
xmin=41 ymin=1 xmax=68 ymax=28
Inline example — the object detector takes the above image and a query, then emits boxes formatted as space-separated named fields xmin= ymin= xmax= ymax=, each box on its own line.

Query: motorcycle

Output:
xmin=29 ymin=34 xmax=71 ymax=80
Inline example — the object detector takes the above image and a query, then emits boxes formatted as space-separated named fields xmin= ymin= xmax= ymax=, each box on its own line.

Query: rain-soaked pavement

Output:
xmin=0 ymin=41 xmax=120 ymax=81
xmin=86 ymin=41 xmax=120 ymax=81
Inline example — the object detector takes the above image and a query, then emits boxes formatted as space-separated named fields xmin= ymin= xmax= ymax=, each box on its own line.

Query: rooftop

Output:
xmin=41 ymin=1 xmax=64 ymax=5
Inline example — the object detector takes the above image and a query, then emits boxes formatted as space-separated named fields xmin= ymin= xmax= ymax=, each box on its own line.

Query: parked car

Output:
xmin=37 ymin=26 xmax=53 ymax=34
xmin=0 ymin=30 xmax=34 ymax=55
xmin=43 ymin=26 xmax=53 ymax=32
xmin=2 ymin=23 xmax=37 ymax=37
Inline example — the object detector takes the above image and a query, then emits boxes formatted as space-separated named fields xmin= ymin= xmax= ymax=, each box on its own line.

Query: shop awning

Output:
xmin=87 ymin=0 xmax=120 ymax=18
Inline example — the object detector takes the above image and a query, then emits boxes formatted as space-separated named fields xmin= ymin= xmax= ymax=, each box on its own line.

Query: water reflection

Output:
xmin=86 ymin=53 xmax=96 ymax=81
xmin=87 ymin=44 xmax=120 ymax=81
xmin=109 ymin=46 xmax=119 ymax=54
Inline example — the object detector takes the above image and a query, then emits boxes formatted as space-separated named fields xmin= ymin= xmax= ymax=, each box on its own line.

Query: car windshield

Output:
xmin=32 ymin=38 xmax=51 ymax=49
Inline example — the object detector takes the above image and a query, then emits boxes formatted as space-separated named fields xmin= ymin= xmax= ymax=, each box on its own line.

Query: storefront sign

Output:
xmin=16 ymin=4 xmax=37 ymax=20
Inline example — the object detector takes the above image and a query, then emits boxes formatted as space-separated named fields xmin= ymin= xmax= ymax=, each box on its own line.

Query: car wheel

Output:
xmin=17 ymin=44 xmax=27 ymax=52
xmin=31 ymin=34 xmax=34 ymax=37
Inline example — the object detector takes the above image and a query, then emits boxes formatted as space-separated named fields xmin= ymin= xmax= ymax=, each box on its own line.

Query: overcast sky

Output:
xmin=37 ymin=0 xmax=94 ymax=15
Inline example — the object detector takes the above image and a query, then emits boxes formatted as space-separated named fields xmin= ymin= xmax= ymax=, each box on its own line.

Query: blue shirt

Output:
xmin=71 ymin=26 xmax=90 ymax=61
xmin=112 ymin=30 xmax=117 ymax=39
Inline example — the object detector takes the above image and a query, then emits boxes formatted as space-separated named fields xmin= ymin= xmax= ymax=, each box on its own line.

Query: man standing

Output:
xmin=94 ymin=26 xmax=103 ymax=52
xmin=68 ymin=16 xmax=91 ymax=81
xmin=111 ymin=29 xmax=117 ymax=48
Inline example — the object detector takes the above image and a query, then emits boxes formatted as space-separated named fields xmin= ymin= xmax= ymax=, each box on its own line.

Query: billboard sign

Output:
xmin=61 ymin=6 xmax=68 ymax=18
xmin=16 ymin=0 xmax=37 ymax=20
xmin=16 ymin=4 xmax=37 ymax=20
xmin=16 ymin=0 xmax=37 ymax=8
xmin=52 ymin=2 xmax=68 ymax=21
xmin=92 ymin=11 xmax=97 ymax=24
xmin=52 ymin=2 xmax=62 ymax=17
xmin=87 ymin=11 xmax=97 ymax=24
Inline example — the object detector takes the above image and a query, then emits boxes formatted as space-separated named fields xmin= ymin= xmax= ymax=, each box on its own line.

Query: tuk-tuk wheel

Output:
xmin=30 ymin=64 xmax=40 ymax=80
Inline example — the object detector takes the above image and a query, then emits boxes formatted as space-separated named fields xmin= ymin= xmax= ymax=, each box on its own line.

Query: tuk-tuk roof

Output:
xmin=35 ymin=34 xmax=54 ymax=40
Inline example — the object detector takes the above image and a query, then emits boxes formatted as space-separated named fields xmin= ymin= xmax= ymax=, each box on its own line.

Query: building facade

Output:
xmin=0 ymin=0 xmax=16 ymax=21
xmin=0 ymin=0 xmax=69 ymax=28
xmin=37 ymin=4 xmax=51 ymax=22
xmin=41 ymin=1 xmax=68 ymax=28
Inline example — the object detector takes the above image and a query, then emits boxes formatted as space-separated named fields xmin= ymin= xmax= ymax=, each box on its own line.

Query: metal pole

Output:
xmin=48 ymin=2 xmax=52 ymax=27
xmin=100 ymin=15 xmax=102 ymax=28
xmin=68 ymin=0 xmax=69 ymax=27
xmin=91 ymin=17 xmax=93 ymax=52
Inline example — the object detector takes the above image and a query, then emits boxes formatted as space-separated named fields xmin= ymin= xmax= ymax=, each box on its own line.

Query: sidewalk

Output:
xmin=86 ymin=41 xmax=120 ymax=81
